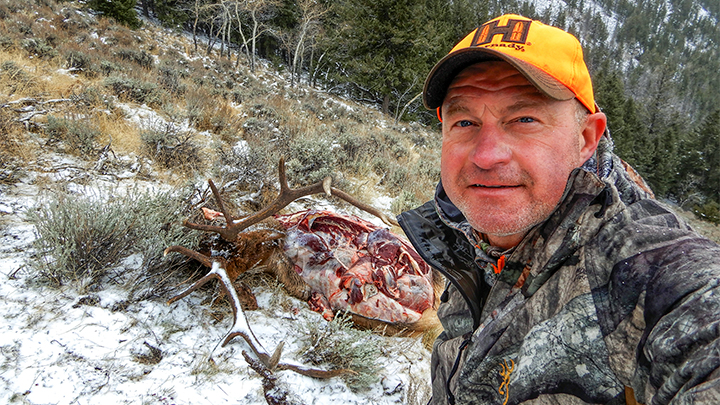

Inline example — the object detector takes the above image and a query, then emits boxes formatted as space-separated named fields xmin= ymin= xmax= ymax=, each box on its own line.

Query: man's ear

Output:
xmin=580 ymin=112 xmax=607 ymax=161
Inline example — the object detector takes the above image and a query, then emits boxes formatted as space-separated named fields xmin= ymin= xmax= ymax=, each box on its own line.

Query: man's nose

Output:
xmin=469 ymin=125 xmax=511 ymax=169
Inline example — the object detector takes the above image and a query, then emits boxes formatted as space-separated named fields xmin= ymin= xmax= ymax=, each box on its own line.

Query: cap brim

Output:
xmin=423 ymin=47 xmax=575 ymax=110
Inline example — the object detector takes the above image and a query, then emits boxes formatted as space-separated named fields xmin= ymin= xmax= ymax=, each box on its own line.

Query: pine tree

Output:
xmin=646 ymin=117 xmax=682 ymax=197
xmin=87 ymin=0 xmax=142 ymax=29
xmin=154 ymin=0 xmax=190 ymax=29
xmin=618 ymin=98 xmax=654 ymax=175
xmin=318 ymin=0 xmax=463 ymax=118
xmin=697 ymin=110 xmax=720 ymax=201
xmin=594 ymin=70 xmax=627 ymax=142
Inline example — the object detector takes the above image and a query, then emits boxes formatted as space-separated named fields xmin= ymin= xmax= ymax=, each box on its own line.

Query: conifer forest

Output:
xmin=43 ymin=0 xmax=720 ymax=222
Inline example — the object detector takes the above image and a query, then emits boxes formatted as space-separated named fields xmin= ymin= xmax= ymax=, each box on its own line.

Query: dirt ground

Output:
xmin=677 ymin=209 xmax=720 ymax=244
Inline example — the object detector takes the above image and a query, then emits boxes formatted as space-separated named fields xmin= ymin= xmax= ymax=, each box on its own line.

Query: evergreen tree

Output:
xmin=154 ymin=0 xmax=190 ymax=29
xmin=697 ymin=110 xmax=720 ymax=201
xmin=318 ymin=0 xmax=469 ymax=118
xmin=87 ymin=0 xmax=142 ymax=29
xmin=595 ymin=70 xmax=626 ymax=139
xmin=616 ymin=98 xmax=654 ymax=175
xmin=646 ymin=117 xmax=682 ymax=197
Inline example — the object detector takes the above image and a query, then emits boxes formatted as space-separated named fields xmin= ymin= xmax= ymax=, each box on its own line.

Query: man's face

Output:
xmin=440 ymin=61 xmax=604 ymax=249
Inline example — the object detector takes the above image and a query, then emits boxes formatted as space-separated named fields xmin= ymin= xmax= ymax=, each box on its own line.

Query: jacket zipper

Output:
xmin=446 ymin=334 xmax=472 ymax=405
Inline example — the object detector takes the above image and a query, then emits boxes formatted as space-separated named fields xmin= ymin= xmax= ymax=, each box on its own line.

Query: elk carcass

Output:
xmin=164 ymin=158 xmax=440 ymax=375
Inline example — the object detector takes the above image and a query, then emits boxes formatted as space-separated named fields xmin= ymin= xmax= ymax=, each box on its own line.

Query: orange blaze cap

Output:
xmin=423 ymin=14 xmax=596 ymax=113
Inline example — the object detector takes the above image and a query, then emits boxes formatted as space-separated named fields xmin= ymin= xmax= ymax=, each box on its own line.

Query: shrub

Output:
xmin=372 ymin=130 xmax=408 ymax=159
xmin=391 ymin=190 xmax=421 ymax=215
xmin=0 ymin=108 xmax=27 ymax=184
xmin=411 ymin=129 xmax=441 ymax=150
xmin=1 ymin=61 xmax=23 ymax=77
xmin=184 ymin=87 xmax=237 ymax=133
xmin=55 ymin=7 xmax=94 ymax=32
xmin=86 ymin=0 xmax=141 ymax=29
xmin=215 ymin=140 xmax=274 ymax=191
xmin=104 ymin=75 xmax=162 ymax=106
xmin=184 ymin=86 xmax=211 ymax=129
xmin=64 ymin=49 xmax=93 ymax=71
xmin=0 ymin=35 xmax=15 ymax=50
xmin=241 ymin=117 xmax=271 ymax=138
xmin=140 ymin=122 xmax=202 ymax=172
xmin=21 ymin=38 xmax=57 ymax=59
xmin=372 ymin=157 xmax=409 ymax=194
xmin=115 ymin=48 xmax=154 ymax=69
xmin=30 ymin=188 xmax=199 ymax=293
xmin=384 ymin=164 xmax=410 ymax=193
xmin=693 ymin=200 xmax=720 ymax=225
xmin=0 ymin=61 xmax=35 ymax=95
xmin=297 ymin=312 xmax=381 ymax=391
xmin=99 ymin=59 xmax=122 ymax=76
xmin=70 ymin=85 xmax=108 ymax=110
xmin=45 ymin=115 xmax=100 ymax=156
xmin=285 ymin=136 xmax=338 ymax=186
xmin=336 ymin=129 xmax=370 ymax=164
xmin=158 ymin=63 xmax=186 ymax=95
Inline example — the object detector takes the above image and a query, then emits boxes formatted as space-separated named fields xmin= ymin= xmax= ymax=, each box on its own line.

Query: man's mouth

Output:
xmin=472 ymin=184 xmax=517 ymax=188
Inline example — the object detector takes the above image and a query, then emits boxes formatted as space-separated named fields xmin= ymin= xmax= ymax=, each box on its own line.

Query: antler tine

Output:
xmin=163 ymin=253 xmax=283 ymax=370
xmin=184 ymin=157 xmax=397 ymax=241
xmin=328 ymin=187 xmax=399 ymax=227
xmin=164 ymin=245 xmax=214 ymax=267
xmin=208 ymin=260 xmax=285 ymax=369
xmin=207 ymin=157 xmax=332 ymax=241
xmin=208 ymin=179 xmax=235 ymax=224
xmin=165 ymin=249 xmax=350 ymax=377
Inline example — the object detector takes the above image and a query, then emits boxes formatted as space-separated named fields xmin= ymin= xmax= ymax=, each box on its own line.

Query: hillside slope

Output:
xmin=2 ymin=1 xmax=719 ymax=404
xmin=0 ymin=1 xmax=440 ymax=404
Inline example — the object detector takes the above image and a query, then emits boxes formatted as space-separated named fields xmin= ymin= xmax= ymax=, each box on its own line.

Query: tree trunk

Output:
xmin=382 ymin=94 xmax=390 ymax=115
xmin=251 ymin=10 xmax=258 ymax=72
xmin=292 ymin=25 xmax=307 ymax=87
xmin=192 ymin=10 xmax=199 ymax=53
xmin=234 ymin=2 xmax=249 ymax=68
xmin=219 ymin=13 xmax=227 ymax=58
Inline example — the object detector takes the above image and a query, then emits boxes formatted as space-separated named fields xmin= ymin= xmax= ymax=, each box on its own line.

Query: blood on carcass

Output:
xmin=165 ymin=161 xmax=438 ymax=372
xmin=276 ymin=209 xmax=434 ymax=324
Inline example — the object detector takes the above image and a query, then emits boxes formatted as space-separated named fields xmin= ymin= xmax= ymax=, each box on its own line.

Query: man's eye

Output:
xmin=456 ymin=120 xmax=473 ymax=127
xmin=517 ymin=117 xmax=535 ymax=123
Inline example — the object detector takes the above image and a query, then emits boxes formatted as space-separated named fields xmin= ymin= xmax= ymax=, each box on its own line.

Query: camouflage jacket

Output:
xmin=398 ymin=141 xmax=720 ymax=405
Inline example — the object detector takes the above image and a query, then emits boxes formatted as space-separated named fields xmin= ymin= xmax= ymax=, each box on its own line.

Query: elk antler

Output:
xmin=164 ymin=247 xmax=353 ymax=378
xmin=182 ymin=157 xmax=398 ymax=242
xmin=164 ymin=250 xmax=283 ymax=368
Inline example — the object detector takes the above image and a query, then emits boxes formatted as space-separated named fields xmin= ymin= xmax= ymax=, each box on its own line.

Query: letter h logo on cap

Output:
xmin=471 ymin=19 xmax=531 ymax=46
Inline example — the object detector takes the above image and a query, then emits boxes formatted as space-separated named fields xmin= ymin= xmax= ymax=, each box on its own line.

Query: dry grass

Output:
xmin=0 ymin=53 xmax=45 ymax=97
xmin=8 ymin=0 xmax=446 ymax=300
xmin=95 ymin=111 xmax=142 ymax=154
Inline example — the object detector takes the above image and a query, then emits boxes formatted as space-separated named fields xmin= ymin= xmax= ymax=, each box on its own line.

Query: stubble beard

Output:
xmin=449 ymin=168 xmax=564 ymax=240
xmin=458 ymin=196 xmax=557 ymax=238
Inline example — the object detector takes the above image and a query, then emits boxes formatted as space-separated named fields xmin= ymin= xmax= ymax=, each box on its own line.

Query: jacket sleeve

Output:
xmin=638 ymin=237 xmax=720 ymax=404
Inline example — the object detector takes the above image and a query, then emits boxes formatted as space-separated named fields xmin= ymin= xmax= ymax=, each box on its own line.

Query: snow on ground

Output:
xmin=0 ymin=152 xmax=431 ymax=405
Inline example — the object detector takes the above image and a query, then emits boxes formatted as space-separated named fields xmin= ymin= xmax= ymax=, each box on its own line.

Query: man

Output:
xmin=398 ymin=14 xmax=720 ymax=405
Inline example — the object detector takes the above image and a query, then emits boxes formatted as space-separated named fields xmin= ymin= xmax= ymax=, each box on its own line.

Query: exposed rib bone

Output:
xmin=182 ymin=157 xmax=398 ymax=242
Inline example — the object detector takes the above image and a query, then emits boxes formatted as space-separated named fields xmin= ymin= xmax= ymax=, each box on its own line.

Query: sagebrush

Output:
xmin=297 ymin=311 xmax=381 ymax=391
xmin=30 ymin=188 xmax=200 ymax=293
